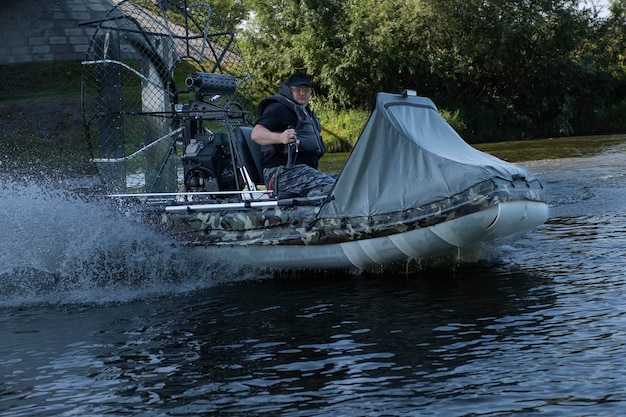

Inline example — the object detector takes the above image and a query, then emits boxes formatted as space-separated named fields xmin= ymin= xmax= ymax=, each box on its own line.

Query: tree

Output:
xmin=242 ymin=0 xmax=431 ymax=109
xmin=241 ymin=0 xmax=626 ymax=139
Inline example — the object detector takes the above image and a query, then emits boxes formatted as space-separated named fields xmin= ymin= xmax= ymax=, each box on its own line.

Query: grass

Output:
xmin=0 ymin=61 xmax=82 ymax=100
xmin=319 ymin=152 xmax=350 ymax=174
xmin=475 ymin=134 xmax=626 ymax=162
xmin=0 ymin=61 xmax=93 ymax=177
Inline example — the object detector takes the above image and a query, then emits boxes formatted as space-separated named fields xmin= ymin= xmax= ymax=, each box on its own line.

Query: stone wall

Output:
xmin=0 ymin=0 xmax=117 ymax=64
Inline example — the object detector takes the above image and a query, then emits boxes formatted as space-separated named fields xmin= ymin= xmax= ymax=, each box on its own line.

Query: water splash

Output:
xmin=0 ymin=177 xmax=260 ymax=307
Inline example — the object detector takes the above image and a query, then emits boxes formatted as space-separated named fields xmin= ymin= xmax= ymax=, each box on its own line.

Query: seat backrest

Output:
xmin=234 ymin=126 xmax=264 ymax=184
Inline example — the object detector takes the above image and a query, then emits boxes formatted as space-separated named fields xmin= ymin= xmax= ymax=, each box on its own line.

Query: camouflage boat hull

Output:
xmin=146 ymin=177 xmax=548 ymax=269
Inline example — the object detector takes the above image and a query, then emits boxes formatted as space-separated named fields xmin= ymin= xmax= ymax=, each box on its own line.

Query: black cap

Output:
xmin=287 ymin=73 xmax=312 ymax=87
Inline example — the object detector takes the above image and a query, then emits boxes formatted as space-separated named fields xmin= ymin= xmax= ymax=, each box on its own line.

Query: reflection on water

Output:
xmin=2 ymin=265 xmax=558 ymax=416
xmin=5 ymin=257 xmax=625 ymax=416
xmin=2 ymin=141 xmax=626 ymax=416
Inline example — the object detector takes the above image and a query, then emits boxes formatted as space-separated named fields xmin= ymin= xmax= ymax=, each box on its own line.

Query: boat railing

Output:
xmin=91 ymin=127 xmax=184 ymax=164
xmin=163 ymin=194 xmax=330 ymax=212
xmin=107 ymin=188 xmax=272 ymax=202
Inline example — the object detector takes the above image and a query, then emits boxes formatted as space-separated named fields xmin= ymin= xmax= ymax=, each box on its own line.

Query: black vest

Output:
xmin=257 ymin=93 xmax=326 ymax=168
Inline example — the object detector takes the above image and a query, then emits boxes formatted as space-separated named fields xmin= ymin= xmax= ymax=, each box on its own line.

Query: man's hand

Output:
xmin=280 ymin=128 xmax=297 ymax=145
xmin=251 ymin=124 xmax=297 ymax=145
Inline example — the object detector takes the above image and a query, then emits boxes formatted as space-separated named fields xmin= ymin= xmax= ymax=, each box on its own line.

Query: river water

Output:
xmin=1 ymin=138 xmax=626 ymax=416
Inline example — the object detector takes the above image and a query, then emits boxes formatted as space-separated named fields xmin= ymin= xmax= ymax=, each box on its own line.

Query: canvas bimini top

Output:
xmin=319 ymin=92 xmax=536 ymax=218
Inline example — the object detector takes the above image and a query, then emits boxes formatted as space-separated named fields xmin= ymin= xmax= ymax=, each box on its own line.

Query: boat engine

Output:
xmin=178 ymin=72 xmax=247 ymax=193
xmin=181 ymin=131 xmax=238 ymax=192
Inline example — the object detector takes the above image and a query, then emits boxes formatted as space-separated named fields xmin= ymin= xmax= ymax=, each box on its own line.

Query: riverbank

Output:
xmin=2 ymin=91 xmax=626 ymax=180
xmin=2 ymin=61 xmax=626 ymax=179
xmin=0 ymin=95 xmax=94 ymax=178
xmin=0 ymin=61 xmax=94 ymax=178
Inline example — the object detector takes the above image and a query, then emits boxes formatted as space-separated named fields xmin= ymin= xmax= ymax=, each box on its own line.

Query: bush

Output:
xmin=439 ymin=108 xmax=467 ymax=135
xmin=316 ymin=102 xmax=474 ymax=151
xmin=314 ymin=103 xmax=370 ymax=152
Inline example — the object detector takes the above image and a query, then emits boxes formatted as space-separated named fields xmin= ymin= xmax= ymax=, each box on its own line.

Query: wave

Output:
xmin=0 ymin=177 xmax=261 ymax=307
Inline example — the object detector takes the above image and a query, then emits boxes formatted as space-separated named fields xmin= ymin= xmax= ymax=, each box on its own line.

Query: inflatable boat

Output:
xmin=81 ymin=0 xmax=548 ymax=270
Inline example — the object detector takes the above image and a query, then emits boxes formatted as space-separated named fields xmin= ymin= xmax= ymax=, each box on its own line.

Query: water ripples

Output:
xmin=3 ymin=149 xmax=626 ymax=415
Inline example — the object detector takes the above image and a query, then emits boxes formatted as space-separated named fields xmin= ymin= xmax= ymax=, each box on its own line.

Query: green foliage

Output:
xmin=438 ymin=109 xmax=467 ymax=136
xmin=314 ymin=103 xmax=369 ymax=152
xmin=134 ymin=0 xmax=248 ymax=30
xmin=242 ymin=0 xmax=428 ymax=109
xmin=239 ymin=0 xmax=626 ymax=142
xmin=316 ymin=102 xmax=471 ymax=150
xmin=20 ymin=0 xmax=619 ymax=146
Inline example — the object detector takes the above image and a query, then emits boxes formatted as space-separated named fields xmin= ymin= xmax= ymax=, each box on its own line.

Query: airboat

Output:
xmin=81 ymin=0 xmax=548 ymax=270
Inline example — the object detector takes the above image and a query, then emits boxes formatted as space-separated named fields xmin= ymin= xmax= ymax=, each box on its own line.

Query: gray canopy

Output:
xmin=319 ymin=92 xmax=534 ymax=218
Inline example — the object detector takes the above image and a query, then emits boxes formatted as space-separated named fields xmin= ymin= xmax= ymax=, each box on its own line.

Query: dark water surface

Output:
xmin=2 ymin=140 xmax=626 ymax=416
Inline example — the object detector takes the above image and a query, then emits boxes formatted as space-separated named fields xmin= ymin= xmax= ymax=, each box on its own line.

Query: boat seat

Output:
xmin=234 ymin=126 xmax=264 ymax=185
